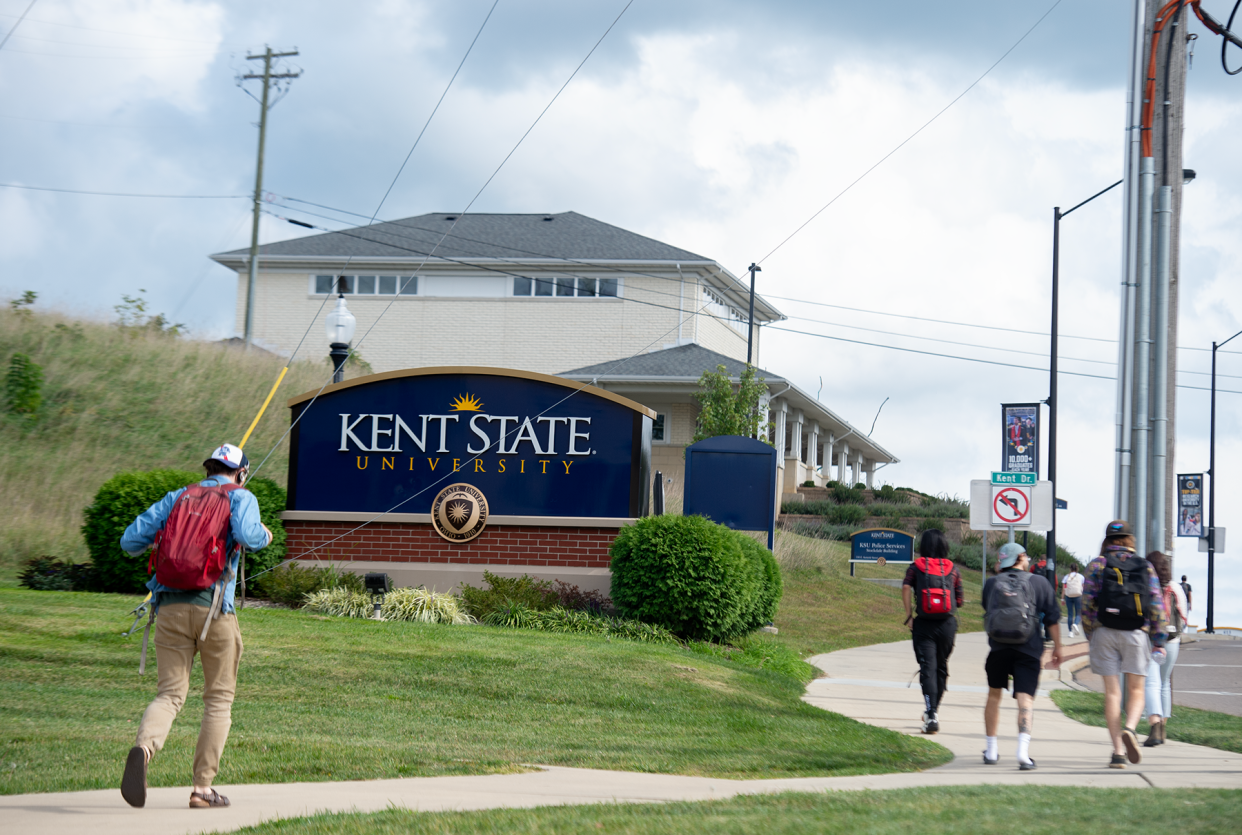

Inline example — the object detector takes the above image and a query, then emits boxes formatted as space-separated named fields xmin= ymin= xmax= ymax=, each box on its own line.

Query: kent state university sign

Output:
xmin=286 ymin=367 xmax=654 ymax=521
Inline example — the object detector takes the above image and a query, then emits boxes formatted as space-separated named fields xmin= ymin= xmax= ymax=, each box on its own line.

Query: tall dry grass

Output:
xmin=0 ymin=308 xmax=341 ymax=575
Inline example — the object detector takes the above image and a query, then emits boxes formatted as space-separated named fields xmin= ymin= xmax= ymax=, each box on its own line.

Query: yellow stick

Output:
xmin=239 ymin=366 xmax=289 ymax=449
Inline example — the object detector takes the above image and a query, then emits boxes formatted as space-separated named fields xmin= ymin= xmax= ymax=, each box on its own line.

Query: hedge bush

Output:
xmin=254 ymin=561 xmax=363 ymax=606
xmin=81 ymin=468 xmax=287 ymax=593
xmin=736 ymin=534 xmax=782 ymax=628
xmin=609 ymin=515 xmax=780 ymax=642
xmin=458 ymin=570 xmax=559 ymax=619
xmin=18 ymin=557 xmax=95 ymax=591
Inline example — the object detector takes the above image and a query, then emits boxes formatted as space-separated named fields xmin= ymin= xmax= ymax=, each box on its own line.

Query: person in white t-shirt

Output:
xmin=1061 ymin=567 xmax=1085 ymax=637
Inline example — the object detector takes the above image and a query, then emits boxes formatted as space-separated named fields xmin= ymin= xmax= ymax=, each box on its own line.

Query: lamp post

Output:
xmin=325 ymin=280 xmax=356 ymax=384
xmin=1048 ymin=179 xmax=1123 ymax=586
xmin=1207 ymin=326 xmax=1242 ymax=634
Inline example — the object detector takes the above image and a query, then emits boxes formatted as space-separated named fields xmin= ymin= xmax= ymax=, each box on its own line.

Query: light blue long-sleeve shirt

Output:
xmin=120 ymin=475 xmax=271 ymax=614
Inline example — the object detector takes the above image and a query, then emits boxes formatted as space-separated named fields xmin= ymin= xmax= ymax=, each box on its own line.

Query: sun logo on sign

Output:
xmin=449 ymin=393 xmax=483 ymax=412
xmin=446 ymin=500 xmax=471 ymax=527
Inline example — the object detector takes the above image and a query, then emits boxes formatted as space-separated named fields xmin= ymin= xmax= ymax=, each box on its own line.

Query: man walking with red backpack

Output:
xmin=902 ymin=529 xmax=964 ymax=734
xmin=118 ymin=444 xmax=272 ymax=809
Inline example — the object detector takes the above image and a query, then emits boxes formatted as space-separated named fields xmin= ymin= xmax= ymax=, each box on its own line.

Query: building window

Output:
xmin=701 ymin=285 xmax=748 ymax=335
xmin=314 ymin=275 xmax=415 ymax=296
xmin=652 ymin=413 xmax=667 ymax=442
xmin=512 ymin=276 xmax=622 ymax=297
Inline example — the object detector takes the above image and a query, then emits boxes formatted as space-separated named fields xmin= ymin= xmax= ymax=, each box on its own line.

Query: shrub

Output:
xmin=553 ymin=580 xmax=612 ymax=614
xmin=482 ymin=604 xmax=678 ymax=644
xmin=917 ymin=517 xmax=946 ymax=533
xmin=832 ymin=484 xmax=866 ymax=505
xmin=482 ymin=600 xmax=543 ymax=629
xmin=458 ymin=571 xmax=558 ymax=619
xmin=802 ymin=480 xmax=815 ymax=487
xmin=256 ymin=562 xmax=363 ymax=606
xmin=609 ymin=515 xmax=772 ymax=642
xmin=81 ymin=468 xmax=289 ymax=594
xmin=854 ymin=482 xmax=867 ymax=490
xmin=948 ymin=542 xmax=982 ymax=571
xmin=5 ymin=352 xmax=43 ymax=416
xmin=875 ymin=484 xmax=909 ymax=505
xmin=18 ymin=557 xmax=95 ymax=591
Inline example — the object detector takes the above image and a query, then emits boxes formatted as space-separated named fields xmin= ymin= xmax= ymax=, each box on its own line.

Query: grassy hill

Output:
xmin=0 ymin=307 xmax=335 ymax=575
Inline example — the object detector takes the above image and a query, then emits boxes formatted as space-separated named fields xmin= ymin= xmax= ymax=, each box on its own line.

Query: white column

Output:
xmin=772 ymin=400 xmax=787 ymax=458
xmin=789 ymin=409 xmax=804 ymax=463
xmin=865 ymin=460 xmax=874 ymax=488
xmin=825 ymin=432 xmax=835 ymax=483
xmin=808 ymin=421 xmax=820 ymax=473
xmin=854 ymin=450 xmax=864 ymax=486
xmin=838 ymin=439 xmax=850 ymax=483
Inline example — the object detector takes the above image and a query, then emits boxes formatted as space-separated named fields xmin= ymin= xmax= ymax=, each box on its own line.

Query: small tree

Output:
xmin=9 ymin=290 xmax=36 ymax=318
xmin=692 ymin=363 xmax=771 ymax=444
xmin=115 ymin=289 xmax=184 ymax=337
xmin=5 ymin=353 xmax=43 ymax=416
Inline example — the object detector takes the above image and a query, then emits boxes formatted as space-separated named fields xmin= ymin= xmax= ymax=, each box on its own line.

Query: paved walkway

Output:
xmin=3 ymin=630 xmax=1240 ymax=835
xmin=804 ymin=631 xmax=1242 ymax=789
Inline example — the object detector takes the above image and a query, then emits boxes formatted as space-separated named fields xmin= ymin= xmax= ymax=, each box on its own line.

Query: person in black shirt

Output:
xmin=981 ymin=542 xmax=1062 ymax=770
xmin=902 ymin=529 xmax=964 ymax=734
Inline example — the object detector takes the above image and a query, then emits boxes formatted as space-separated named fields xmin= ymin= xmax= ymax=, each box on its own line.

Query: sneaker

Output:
xmin=1121 ymin=728 xmax=1142 ymax=764
xmin=189 ymin=788 xmax=230 ymax=808
xmin=121 ymin=746 xmax=147 ymax=808
xmin=1019 ymin=758 xmax=1037 ymax=771
xmin=983 ymin=751 xmax=998 ymax=765
xmin=1109 ymin=753 xmax=1127 ymax=769
xmin=921 ymin=710 xmax=939 ymax=734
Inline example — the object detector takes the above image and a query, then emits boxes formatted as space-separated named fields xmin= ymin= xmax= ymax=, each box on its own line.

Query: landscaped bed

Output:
xmin=0 ymin=587 xmax=949 ymax=795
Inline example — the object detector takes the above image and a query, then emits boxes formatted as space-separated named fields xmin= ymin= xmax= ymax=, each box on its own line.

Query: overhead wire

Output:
xmin=0 ymin=182 xmax=245 ymax=198
xmin=753 ymin=0 xmax=1066 ymax=266
xmin=0 ymin=0 xmax=37 ymax=53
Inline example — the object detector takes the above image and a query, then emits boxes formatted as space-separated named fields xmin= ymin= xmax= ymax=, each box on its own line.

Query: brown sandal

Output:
xmin=189 ymin=788 xmax=230 ymax=808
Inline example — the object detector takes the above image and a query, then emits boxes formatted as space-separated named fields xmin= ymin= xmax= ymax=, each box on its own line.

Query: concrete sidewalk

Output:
xmin=804 ymin=631 xmax=1242 ymax=789
xmin=3 ymin=630 xmax=1239 ymax=835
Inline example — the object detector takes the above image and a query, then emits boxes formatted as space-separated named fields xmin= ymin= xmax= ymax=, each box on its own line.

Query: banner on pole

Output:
xmin=1178 ymin=473 xmax=1204 ymax=537
xmin=1001 ymin=403 xmax=1040 ymax=476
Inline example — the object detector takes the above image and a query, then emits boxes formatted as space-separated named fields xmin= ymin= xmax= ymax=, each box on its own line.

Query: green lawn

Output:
xmin=235 ymin=787 xmax=1242 ymax=835
xmin=1051 ymin=690 xmax=1242 ymax=754
xmin=0 ymin=587 xmax=949 ymax=795
xmin=769 ymin=531 xmax=986 ymax=658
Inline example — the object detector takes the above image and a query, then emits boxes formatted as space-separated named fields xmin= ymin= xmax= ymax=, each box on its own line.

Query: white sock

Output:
xmin=985 ymin=736 xmax=998 ymax=759
xmin=1017 ymin=732 xmax=1032 ymax=764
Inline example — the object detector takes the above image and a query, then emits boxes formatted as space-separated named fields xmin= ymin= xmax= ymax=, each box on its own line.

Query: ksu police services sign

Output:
xmin=286 ymin=368 xmax=653 ymax=519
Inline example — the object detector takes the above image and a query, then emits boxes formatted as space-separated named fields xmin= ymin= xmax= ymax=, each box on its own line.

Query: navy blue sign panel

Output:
xmin=850 ymin=528 xmax=915 ymax=563
xmin=682 ymin=435 xmax=778 ymax=548
xmin=286 ymin=368 xmax=652 ymax=518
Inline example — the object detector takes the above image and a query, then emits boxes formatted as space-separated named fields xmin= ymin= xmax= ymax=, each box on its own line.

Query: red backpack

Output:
xmin=913 ymin=557 xmax=956 ymax=619
xmin=148 ymin=483 xmax=240 ymax=590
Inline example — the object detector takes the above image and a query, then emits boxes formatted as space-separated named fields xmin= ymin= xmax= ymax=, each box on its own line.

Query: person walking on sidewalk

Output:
xmin=1144 ymin=552 xmax=1188 ymax=747
xmin=118 ymin=444 xmax=273 ymax=809
xmin=1061 ymin=565 xmax=1085 ymax=637
xmin=1081 ymin=520 xmax=1168 ymax=769
xmin=902 ymin=529 xmax=963 ymax=734
xmin=1181 ymin=575 xmax=1193 ymax=632
xmin=981 ymin=542 xmax=1062 ymax=770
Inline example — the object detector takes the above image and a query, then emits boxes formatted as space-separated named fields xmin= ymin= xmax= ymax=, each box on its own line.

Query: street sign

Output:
xmin=969 ymin=480 xmax=1053 ymax=532
xmin=992 ymin=486 xmax=1031 ymax=525
xmin=1055 ymin=498 xmax=1068 ymax=510
xmin=992 ymin=472 xmax=1037 ymax=486
xmin=1199 ymin=527 xmax=1226 ymax=554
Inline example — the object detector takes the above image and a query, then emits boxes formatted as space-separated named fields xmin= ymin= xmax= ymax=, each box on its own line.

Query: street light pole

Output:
xmin=746 ymin=263 xmax=760 ymax=365
xmin=1049 ymin=180 xmax=1122 ymax=586
xmin=1207 ymin=326 xmax=1242 ymax=634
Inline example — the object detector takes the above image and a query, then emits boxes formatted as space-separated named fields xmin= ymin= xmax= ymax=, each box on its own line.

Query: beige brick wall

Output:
xmin=236 ymin=270 xmax=751 ymax=374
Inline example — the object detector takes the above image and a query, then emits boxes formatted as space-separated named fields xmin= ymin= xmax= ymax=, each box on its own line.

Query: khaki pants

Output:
xmin=134 ymin=603 xmax=243 ymax=787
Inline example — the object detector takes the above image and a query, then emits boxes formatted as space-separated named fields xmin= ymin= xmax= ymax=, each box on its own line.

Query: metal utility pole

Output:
xmin=241 ymin=47 xmax=300 ymax=347
xmin=746 ymin=263 xmax=760 ymax=365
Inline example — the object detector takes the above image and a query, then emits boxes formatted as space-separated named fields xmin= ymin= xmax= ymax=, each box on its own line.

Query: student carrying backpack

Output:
xmin=902 ymin=529 xmax=963 ymax=734
xmin=118 ymin=444 xmax=273 ymax=811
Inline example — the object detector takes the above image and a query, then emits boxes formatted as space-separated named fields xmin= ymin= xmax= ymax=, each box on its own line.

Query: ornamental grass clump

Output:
xmin=481 ymin=603 xmax=677 ymax=644
xmin=304 ymin=586 xmax=475 ymax=624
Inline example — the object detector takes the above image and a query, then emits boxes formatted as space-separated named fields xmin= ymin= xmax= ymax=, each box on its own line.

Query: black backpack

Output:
xmin=1097 ymin=548 xmax=1152 ymax=631
xmin=985 ymin=570 xmax=1038 ymax=644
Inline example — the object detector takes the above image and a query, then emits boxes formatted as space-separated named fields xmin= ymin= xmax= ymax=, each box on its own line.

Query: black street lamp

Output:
xmin=1048 ymin=179 xmax=1123 ymax=586
xmin=325 ymin=280 xmax=357 ymax=384
xmin=1207 ymin=327 xmax=1242 ymax=633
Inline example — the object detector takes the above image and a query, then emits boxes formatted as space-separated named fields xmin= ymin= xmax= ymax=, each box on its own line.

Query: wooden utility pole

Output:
xmin=241 ymin=47 xmax=300 ymax=347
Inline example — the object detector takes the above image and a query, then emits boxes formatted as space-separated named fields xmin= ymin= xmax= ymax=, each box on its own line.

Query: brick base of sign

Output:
xmin=283 ymin=520 xmax=617 ymax=569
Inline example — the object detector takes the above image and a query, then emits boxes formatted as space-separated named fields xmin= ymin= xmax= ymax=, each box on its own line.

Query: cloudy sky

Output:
xmin=3 ymin=0 xmax=1241 ymax=626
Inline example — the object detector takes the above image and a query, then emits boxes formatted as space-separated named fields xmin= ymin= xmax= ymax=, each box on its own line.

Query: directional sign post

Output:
xmin=990 ymin=472 xmax=1034 ymax=528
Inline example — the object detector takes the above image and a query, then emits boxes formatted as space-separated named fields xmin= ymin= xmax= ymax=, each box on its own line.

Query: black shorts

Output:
xmin=985 ymin=647 xmax=1042 ymax=697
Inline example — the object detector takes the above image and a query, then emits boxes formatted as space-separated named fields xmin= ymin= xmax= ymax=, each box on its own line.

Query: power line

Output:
xmin=0 ymin=10 xmax=238 ymax=45
xmin=0 ymin=182 xmax=244 ymax=198
xmin=755 ymin=0 xmax=1067 ymax=265
xmin=0 ymin=0 xmax=38 ymax=53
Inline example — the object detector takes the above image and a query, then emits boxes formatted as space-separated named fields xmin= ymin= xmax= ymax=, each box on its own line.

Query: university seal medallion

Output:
xmin=431 ymin=483 xmax=489 ymax=543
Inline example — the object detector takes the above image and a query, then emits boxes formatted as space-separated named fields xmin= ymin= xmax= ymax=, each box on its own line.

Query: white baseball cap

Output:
xmin=204 ymin=443 xmax=249 ymax=470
